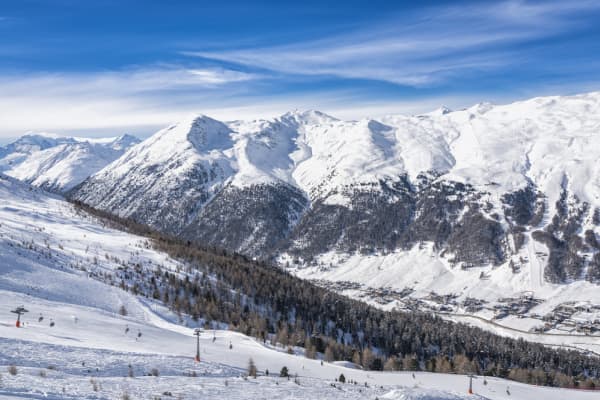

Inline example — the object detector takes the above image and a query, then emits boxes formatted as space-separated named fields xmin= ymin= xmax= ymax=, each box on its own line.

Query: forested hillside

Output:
xmin=72 ymin=200 xmax=600 ymax=389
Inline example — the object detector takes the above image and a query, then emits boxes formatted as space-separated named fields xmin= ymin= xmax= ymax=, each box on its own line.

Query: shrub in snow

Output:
xmin=280 ymin=366 xmax=289 ymax=377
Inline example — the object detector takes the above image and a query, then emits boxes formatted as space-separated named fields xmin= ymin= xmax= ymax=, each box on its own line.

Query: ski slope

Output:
xmin=1 ymin=176 xmax=599 ymax=399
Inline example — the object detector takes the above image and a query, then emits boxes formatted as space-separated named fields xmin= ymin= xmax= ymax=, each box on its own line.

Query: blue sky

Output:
xmin=1 ymin=0 xmax=600 ymax=139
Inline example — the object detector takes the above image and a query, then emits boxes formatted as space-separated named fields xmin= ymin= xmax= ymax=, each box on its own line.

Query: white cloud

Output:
xmin=0 ymin=66 xmax=256 ymax=97
xmin=184 ymin=1 xmax=600 ymax=86
xmin=1 ymin=68 xmax=599 ymax=140
xmin=0 ymin=69 xmax=484 ymax=139
xmin=0 ymin=66 xmax=259 ymax=138
xmin=187 ymin=69 xmax=254 ymax=85
xmin=0 ymin=68 xmax=540 ymax=140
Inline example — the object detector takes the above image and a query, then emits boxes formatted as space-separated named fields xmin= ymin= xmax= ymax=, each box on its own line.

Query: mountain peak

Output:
xmin=435 ymin=106 xmax=453 ymax=115
xmin=281 ymin=109 xmax=338 ymax=125
xmin=110 ymin=134 xmax=140 ymax=150
xmin=186 ymin=114 xmax=233 ymax=152
xmin=0 ymin=131 xmax=140 ymax=192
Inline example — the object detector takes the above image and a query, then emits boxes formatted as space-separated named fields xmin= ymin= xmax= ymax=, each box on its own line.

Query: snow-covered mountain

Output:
xmin=71 ymin=94 xmax=598 ymax=261
xmin=69 ymin=92 xmax=600 ymax=336
xmin=0 ymin=132 xmax=140 ymax=192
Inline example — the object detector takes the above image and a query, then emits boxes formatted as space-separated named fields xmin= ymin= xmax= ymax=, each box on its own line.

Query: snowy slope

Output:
xmin=71 ymin=115 xmax=237 ymax=235
xmin=0 ymin=133 xmax=139 ymax=192
xmin=381 ymin=92 xmax=600 ymax=215
xmin=0 ymin=174 xmax=598 ymax=399
xmin=71 ymin=92 xmax=598 ymax=240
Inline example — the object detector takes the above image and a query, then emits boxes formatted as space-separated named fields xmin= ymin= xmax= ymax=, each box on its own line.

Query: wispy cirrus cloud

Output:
xmin=0 ymin=59 xmax=494 ymax=139
xmin=0 ymin=66 xmax=256 ymax=96
xmin=183 ymin=0 xmax=600 ymax=86
xmin=0 ymin=65 xmax=260 ymax=137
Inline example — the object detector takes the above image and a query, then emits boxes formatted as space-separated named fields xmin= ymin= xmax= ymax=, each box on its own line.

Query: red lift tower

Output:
xmin=468 ymin=374 xmax=477 ymax=394
xmin=11 ymin=306 xmax=29 ymax=328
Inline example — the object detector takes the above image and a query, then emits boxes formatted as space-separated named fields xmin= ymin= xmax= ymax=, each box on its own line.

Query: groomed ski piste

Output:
xmin=0 ymin=174 xmax=597 ymax=400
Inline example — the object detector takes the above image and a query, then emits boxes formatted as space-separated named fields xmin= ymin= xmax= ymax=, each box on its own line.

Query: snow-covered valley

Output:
xmin=56 ymin=92 xmax=600 ymax=341
xmin=0 ymin=173 xmax=598 ymax=399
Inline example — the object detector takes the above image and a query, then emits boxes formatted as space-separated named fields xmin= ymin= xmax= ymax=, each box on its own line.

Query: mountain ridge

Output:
xmin=0 ymin=132 xmax=141 ymax=192
xmin=68 ymin=92 xmax=600 ymax=281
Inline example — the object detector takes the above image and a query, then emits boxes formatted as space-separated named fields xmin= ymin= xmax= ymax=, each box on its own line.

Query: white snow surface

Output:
xmin=1 ymin=175 xmax=598 ymax=399
xmin=0 ymin=133 xmax=139 ymax=192
xmin=81 ymin=92 xmax=600 ymax=209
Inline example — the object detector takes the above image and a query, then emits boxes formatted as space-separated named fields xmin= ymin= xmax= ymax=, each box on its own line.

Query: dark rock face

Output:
xmin=501 ymin=185 xmax=545 ymax=253
xmin=502 ymin=184 xmax=543 ymax=226
xmin=182 ymin=183 xmax=308 ymax=258
xmin=409 ymin=178 xmax=470 ymax=249
xmin=409 ymin=178 xmax=507 ymax=266
xmin=589 ymin=253 xmax=600 ymax=282
xmin=446 ymin=207 xmax=506 ymax=266
xmin=74 ymin=173 xmax=510 ymax=268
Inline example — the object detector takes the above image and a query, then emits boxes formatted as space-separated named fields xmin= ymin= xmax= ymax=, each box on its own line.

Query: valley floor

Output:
xmin=290 ymin=244 xmax=600 ymax=354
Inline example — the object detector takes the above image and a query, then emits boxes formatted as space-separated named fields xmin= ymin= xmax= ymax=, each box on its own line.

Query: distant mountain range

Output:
xmin=0 ymin=133 xmax=140 ymax=192
xmin=5 ymin=93 xmax=600 ymax=302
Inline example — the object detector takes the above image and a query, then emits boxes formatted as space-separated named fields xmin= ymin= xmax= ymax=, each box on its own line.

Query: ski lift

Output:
xmin=11 ymin=306 xmax=29 ymax=328
xmin=468 ymin=374 xmax=478 ymax=394
xmin=194 ymin=328 xmax=203 ymax=362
